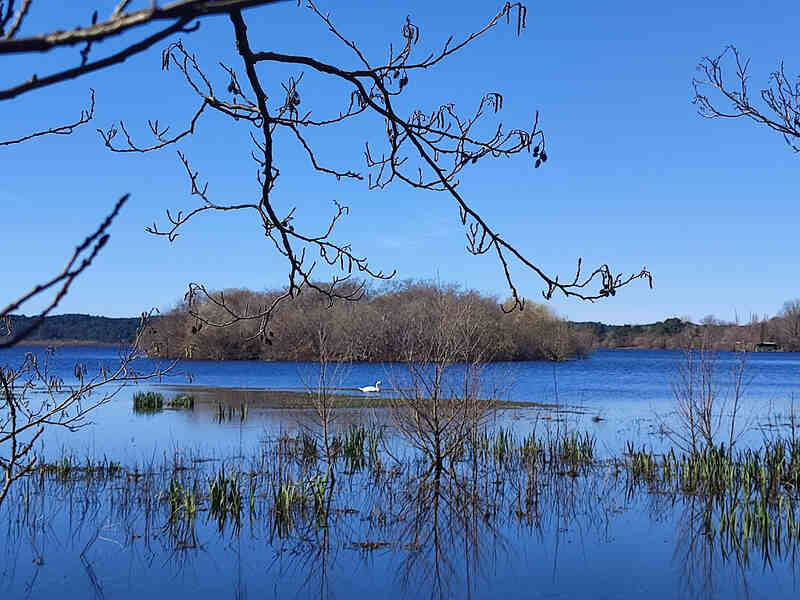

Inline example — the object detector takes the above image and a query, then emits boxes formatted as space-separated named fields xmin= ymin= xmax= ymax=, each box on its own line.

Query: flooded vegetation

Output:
xmin=4 ymin=420 xmax=800 ymax=598
xmin=3 ymin=345 xmax=800 ymax=598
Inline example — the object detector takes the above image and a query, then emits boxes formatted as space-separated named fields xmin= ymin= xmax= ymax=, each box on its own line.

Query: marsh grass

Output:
xmin=132 ymin=391 xmax=164 ymax=413
xmin=555 ymin=431 xmax=595 ymax=471
xmin=12 ymin=423 xmax=800 ymax=575
xmin=340 ymin=424 xmax=382 ymax=472
xmin=301 ymin=433 xmax=319 ymax=464
xmin=162 ymin=476 xmax=200 ymax=523
xmin=166 ymin=393 xmax=195 ymax=410
xmin=35 ymin=455 xmax=123 ymax=482
xmin=273 ymin=479 xmax=303 ymax=537
xmin=493 ymin=428 xmax=514 ymax=464
xmin=208 ymin=465 xmax=243 ymax=531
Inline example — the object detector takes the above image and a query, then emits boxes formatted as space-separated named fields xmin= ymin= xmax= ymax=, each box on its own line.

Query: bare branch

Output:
xmin=693 ymin=45 xmax=800 ymax=153
xmin=0 ymin=0 xmax=286 ymax=52
xmin=98 ymin=100 xmax=208 ymax=152
xmin=0 ymin=195 xmax=128 ymax=349
xmin=1 ymin=0 xmax=31 ymax=40
xmin=0 ymin=18 xmax=195 ymax=101
xmin=0 ymin=88 xmax=94 ymax=146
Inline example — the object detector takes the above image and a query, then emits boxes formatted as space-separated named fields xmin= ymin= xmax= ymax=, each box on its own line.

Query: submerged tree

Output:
xmin=389 ymin=288 xmax=498 ymax=475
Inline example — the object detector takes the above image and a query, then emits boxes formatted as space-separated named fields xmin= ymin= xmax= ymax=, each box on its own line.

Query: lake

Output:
xmin=2 ymin=346 xmax=800 ymax=599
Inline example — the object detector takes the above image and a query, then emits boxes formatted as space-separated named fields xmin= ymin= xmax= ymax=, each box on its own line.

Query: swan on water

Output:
xmin=358 ymin=380 xmax=381 ymax=393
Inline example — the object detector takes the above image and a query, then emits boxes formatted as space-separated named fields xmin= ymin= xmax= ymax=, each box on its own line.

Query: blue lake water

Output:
xmin=2 ymin=345 xmax=799 ymax=459
xmin=2 ymin=346 xmax=800 ymax=599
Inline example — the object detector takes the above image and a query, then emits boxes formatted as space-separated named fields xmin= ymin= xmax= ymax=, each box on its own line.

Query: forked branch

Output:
xmin=693 ymin=45 xmax=800 ymax=153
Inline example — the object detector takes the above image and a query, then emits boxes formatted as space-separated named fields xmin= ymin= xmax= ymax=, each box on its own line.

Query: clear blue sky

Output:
xmin=3 ymin=0 xmax=799 ymax=325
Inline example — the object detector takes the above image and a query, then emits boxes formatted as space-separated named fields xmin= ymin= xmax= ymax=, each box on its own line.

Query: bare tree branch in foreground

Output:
xmin=2 ymin=1 xmax=651 ymax=348
xmin=0 ymin=195 xmax=129 ymax=350
xmin=0 ymin=0 xmax=289 ymax=100
xmin=0 ymin=193 xmax=175 ymax=507
xmin=693 ymin=45 xmax=800 ymax=153
xmin=95 ymin=1 xmax=650 ymax=341
xmin=0 ymin=319 xmax=173 ymax=507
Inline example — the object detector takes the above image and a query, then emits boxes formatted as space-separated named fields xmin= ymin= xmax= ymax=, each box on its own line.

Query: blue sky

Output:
xmin=2 ymin=0 xmax=799 ymax=325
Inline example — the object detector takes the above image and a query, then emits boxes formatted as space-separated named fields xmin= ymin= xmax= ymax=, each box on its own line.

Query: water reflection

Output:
xmin=5 ymin=425 xmax=800 ymax=599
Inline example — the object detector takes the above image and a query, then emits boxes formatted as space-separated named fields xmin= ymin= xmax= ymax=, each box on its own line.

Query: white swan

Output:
xmin=358 ymin=380 xmax=381 ymax=393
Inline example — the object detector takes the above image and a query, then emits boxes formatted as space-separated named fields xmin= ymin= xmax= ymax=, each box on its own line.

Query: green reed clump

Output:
xmin=342 ymin=425 xmax=367 ymax=472
xmin=309 ymin=473 xmax=328 ymax=519
xmin=661 ymin=448 xmax=678 ymax=486
xmin=161 ymin=477 xmax=200 ymax=523
xmin=492 ymin=428 xmax=514 ymax=465
xmin=273 ymin=479 xmax=305 ymax=538
xmin=133 ymin=391 xmax=164 ymax=413
xmin=208 ymin=465 xmax=242 ymax=531
xmin=627 ymin=442 xmax=658 ymax=484
xmin=166 ymin=394 xmax=195 ymax=410
xmin=556 ymin=431 xmax=596 ymax=470
xmin=679 ymin=444 xmax=735 ymax=496
xmin=762 ymin=438 xmax=800 ymax=496
xmin=520 ymin=433 xmax=544 ymax=469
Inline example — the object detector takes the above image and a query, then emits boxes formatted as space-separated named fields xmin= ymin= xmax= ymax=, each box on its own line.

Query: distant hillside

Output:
xmin=573 ymin=317 xmax=693 ymax=348
xmin=1 ymin=314 xmax=140 ymax=345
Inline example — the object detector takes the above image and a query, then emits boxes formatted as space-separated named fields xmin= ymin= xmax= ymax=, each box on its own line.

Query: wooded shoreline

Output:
xmin=4 ymin=285 xmax=799 ymax=359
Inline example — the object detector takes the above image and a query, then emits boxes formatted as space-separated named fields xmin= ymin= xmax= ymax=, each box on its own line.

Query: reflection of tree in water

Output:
xmin=390 ymin=469 xmax=496 ymax=599
xmin=673 ymin=497 xmax=750 ymax=600
xmin=634 ymin=468 xmax=800 ymax=600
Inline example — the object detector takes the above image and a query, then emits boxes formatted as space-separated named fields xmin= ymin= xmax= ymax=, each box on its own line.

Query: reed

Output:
xmin=626 ymin=442 xmax=658 ymax=485
xmin=492 ymin=428 xmax=514 ymax=464
xmin=208 ymin=465 xmax=243 ymax=531
xmin=35 ymin=454 xmax=124 ymax=482
xmin=133 ymin=391 xmax=164 ymax=413
xmin=15 ymin=420 xmax=800 ymax=575
xmin=520 ymin=433 xmax=544 ymax=469
xmin=300 ymin=433 xmax=319 ymax=464
xmin=342 ymin=425 xmax=367 ymax=472
xmin=166 ymin=393 xmax=195 ymax=410
xmin=273 ymin=479 xmax=303 ymax=538
xmin=556 ymin=431 xmax=595 ymax=471
xmin=161 ymin=476 xmax=200 ymax=523
xmin=309 ymin=473 xmax=327 ymax=520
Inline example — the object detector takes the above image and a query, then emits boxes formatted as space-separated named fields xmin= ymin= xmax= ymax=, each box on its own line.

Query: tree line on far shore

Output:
xmin=142 ymin=281 xmax=593 ymax=362
xmin=6 ymin=290 xmax=799 ymax=359
xmin=579 ymin=300 xmax=800 ymax=352
xmin=0 ymin=314 xmax=140 ymax=345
